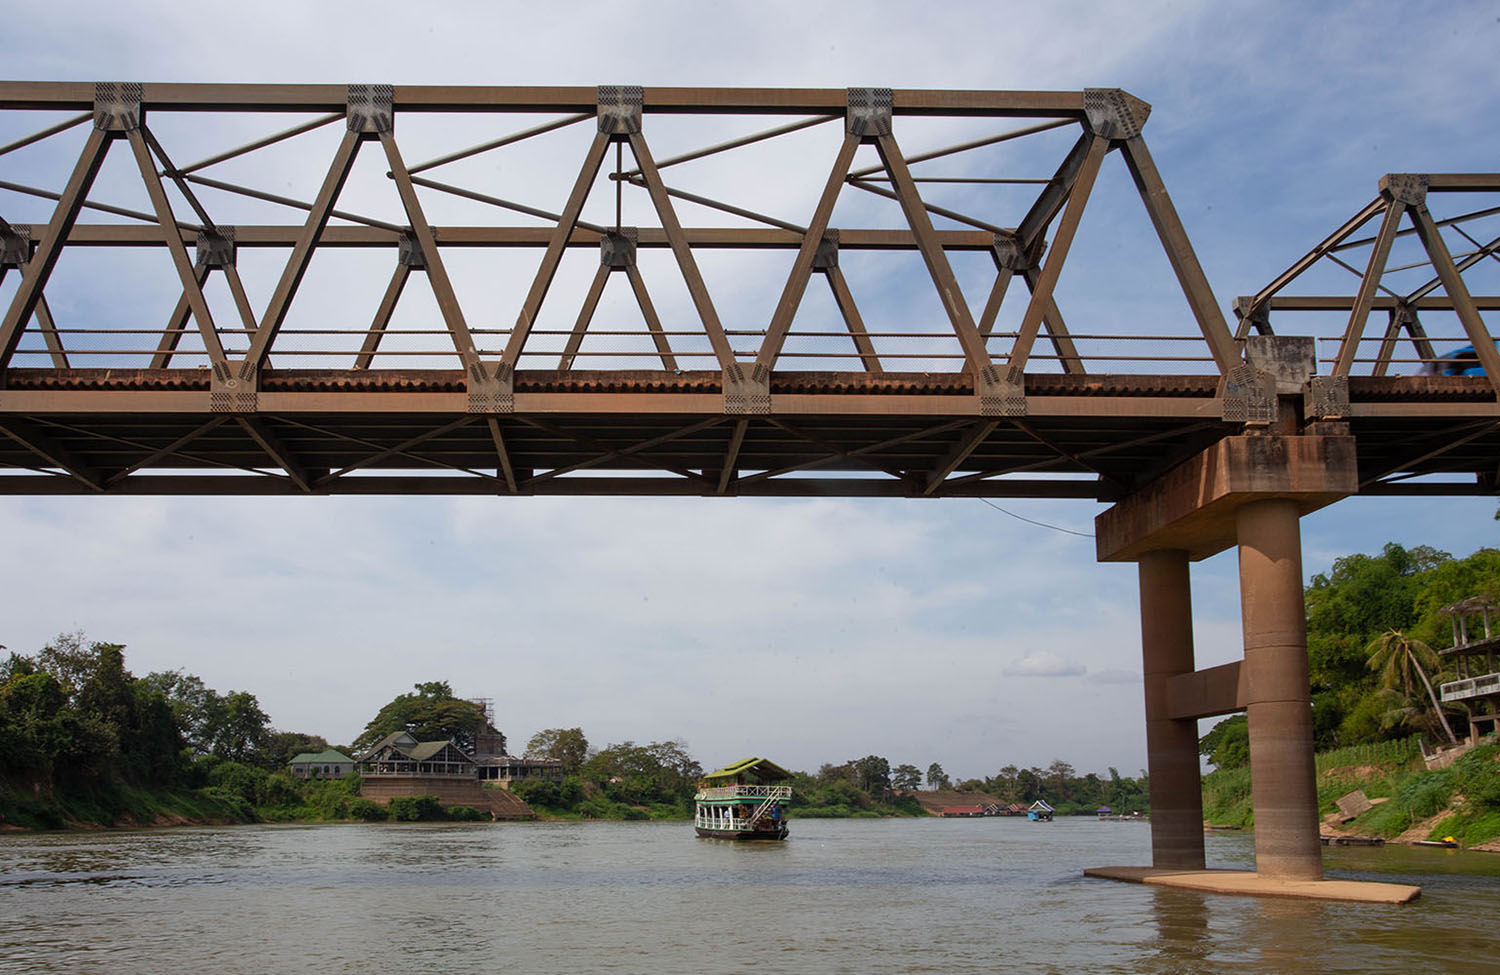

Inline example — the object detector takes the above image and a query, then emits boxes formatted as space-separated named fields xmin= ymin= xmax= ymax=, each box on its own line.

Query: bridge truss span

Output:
xmin=0 ymin=83 xmax=1495 ymax=498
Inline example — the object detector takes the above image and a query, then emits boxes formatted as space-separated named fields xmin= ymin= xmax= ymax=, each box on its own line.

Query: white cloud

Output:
xmin=1002 ymin=651 xmax=1087 ymax=679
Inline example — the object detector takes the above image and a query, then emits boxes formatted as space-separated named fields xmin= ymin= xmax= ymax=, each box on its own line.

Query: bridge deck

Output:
xmin=1 ymin=369 xmax=1494 ymax=496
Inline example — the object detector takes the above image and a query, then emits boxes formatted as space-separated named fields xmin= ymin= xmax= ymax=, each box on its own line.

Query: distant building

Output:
xmin=474 ymin=755 xmax=564 ymax=785
xmin=357 ymin=731 xmax=475 ymax=777
xmin=941 ymin=805 xmax=987 ymax=818
xmin=288 ymin=748 xmax=355 ymax=779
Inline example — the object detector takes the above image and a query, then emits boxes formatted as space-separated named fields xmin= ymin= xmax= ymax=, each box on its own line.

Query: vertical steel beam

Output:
xmin=755 ymin=133 xmax=861 ymax=373
xmin=0 ymin=127 xmax=112 ymax=368
xmin=1120 ymin=136 xmax=1240 ymax=375
xmin=1008 ymin=135 xmax=1106 ymax=374
xmin=1333 ymin=199 xmax=1404 ymax=377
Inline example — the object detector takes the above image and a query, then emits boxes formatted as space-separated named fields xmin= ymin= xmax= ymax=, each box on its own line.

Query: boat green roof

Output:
xmin=702 ymin=757 xmax=791 ymax=782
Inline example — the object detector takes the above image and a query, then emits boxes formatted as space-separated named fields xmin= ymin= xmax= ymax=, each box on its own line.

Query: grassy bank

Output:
xmin=1202 ymin=738 xmax=1500 ymax=847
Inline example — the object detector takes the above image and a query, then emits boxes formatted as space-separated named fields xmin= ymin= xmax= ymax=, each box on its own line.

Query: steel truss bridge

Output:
xmin=0 ymin=82 xmax=1496 ymax=498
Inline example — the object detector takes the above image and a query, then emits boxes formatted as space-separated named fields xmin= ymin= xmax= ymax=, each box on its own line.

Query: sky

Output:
xmin=1 ymin=1 xmax=1498 ymax=781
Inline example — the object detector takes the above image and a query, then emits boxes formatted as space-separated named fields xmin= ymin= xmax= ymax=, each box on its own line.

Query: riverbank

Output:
xmin=1203 ymin=738 xmax=1500 ymax=850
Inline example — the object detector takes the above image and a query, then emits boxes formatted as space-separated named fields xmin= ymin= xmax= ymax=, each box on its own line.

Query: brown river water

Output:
xmin=2 ymin=817 xmax=1497 ymax=974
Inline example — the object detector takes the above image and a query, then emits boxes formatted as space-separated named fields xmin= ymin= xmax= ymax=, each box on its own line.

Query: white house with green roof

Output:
xmin=288 ymin=748 xmax=355 ymax=779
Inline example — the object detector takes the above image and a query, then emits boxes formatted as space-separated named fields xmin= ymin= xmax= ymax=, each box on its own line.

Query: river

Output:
xmin=2 ymin=817 xmax=1497 ymax=974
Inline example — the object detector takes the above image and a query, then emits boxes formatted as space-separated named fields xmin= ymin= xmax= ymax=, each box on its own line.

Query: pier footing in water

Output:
xmin=1083 ymin=866 xmax=1420 ymax=903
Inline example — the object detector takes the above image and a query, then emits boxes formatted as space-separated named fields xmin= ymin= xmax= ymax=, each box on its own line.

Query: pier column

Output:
xmin=1138 ymin=548 xmax=1205 ymax=869
xmin=1237 ymin=498 xmax=1322 ymax=880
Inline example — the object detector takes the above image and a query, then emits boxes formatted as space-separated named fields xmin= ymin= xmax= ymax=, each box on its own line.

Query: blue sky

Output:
xmin=1 ymin=1 xmax=1497 ymax=779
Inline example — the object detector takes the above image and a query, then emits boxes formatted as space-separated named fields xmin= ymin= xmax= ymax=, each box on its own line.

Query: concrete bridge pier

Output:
xmin=1138 ymin=548 xmax=1205 ymax=871
xmin=1237 ymin=497 xmax=1323 ymax=881
xmin=1087 ymin=415 xmax=1419 ymax=902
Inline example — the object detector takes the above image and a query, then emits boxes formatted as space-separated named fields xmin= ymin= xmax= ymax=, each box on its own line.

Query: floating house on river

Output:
xmin=1027 ymin=800 xmax=1054 ymax=822
xmin=694 ymin=757 xmax=792 ymax=840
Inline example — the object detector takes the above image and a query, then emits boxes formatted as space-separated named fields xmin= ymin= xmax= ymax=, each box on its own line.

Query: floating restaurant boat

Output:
xmin=1027 ymin=800 xmax=1055 ymax=822
xmin=694 ymin=757 xmax=792 ymax=840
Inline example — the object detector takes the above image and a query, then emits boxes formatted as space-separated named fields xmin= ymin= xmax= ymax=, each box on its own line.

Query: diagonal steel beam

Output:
xmin=1019 ymin=264 xmax=1085 ymax=374
xmin=105 ymin=418 xmax=228 ymax=484
xmin=875 ymin=132 xmax=990 ymax=375
xmin=938 ymin=422 xmax=1220 ymax=491
xmin=354 ymin=261 xmax=412 ymax=369
xmin=236 ymin=417 xmax=312 ymax=492
xmin=1334 ymin=199 xmax=1405 ymax=376
xmin=312 ymin=416 xmax=480 ymax=485
xmin=741 ymin=418 xmax=969 ymax=486
xmin=380 ymin=130 xmax=485 ymax=379
xmin=153 ymin=264 xmax=212 ymax=368
xmin=1245 ymin=197 xmax=1386 ymax=313
xmin=717 ymin=418 xmax=749 ymax=494
xmin=559 ymin=264 xmax=611 ymax=371
xmin=756 ymin=133 xmax=861 ymax=373
xmin=1409 ymin=205 xmax=1500 ymax=389
xmin=1361 ymin=420 xmax=1500 ymax=489
xmin=625 ymin=263 xmax=678 ymax=371
xmin=522 ymin=417 xmax=725 ymax=487
xmin=825 ymin=265 xmax=883 ymax=373
xmin=1017 ymin=132 xmax=1093 ymax=252
xmin=0 ymin=126 xmax=112 ymax=368
xmin=1120 ymin=135 xmax=1239 ymax=375
xmin=923 ymin=419 xmax=999 ymax=495
xmin=241 ymin=128 xmax=363 ymax=376
xmin=127 ymin=127 xmax=230 ymax=376
xmin=33 ymin=295 xmax=68 ymax=368
xmin=499 ymin=130 xmax=611 ymax=375
xmin=0 ymin=420 xmax=104 ymax=491
xmin=628 ymin=130 xmax=737 ymax=370
xmin=515 ymin=416 xmax=714 ymax=485
xmin=1008 ymin=135 xmax=1106 ymax=374
xmin=485 ymin=417 xmax=518 ymax=493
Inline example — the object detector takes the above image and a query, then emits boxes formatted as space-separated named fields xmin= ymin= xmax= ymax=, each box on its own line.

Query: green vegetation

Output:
xmin=512 ymin=738 xmax=702 ymax=820
xmin=1198 ymin=542 xmax=1500 ymax=846
xmin=352 ymin=682 xmax=498 ymax=754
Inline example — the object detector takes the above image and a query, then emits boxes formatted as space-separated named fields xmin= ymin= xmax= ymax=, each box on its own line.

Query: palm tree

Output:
xmin=1366 ymin=630 xmax=1458 ymax=745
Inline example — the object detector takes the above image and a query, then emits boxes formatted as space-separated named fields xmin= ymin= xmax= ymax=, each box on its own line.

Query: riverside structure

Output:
xmin=2 ymin=82 xmax=1494 ymax=902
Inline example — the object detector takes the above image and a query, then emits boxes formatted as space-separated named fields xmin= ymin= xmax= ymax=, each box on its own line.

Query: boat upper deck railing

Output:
xmin=695 ymin=784 xmax=792 ymax=800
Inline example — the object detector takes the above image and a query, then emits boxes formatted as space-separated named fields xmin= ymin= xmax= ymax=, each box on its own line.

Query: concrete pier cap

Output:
xmin=1087 ymin=424 xmax=1421 ymax=903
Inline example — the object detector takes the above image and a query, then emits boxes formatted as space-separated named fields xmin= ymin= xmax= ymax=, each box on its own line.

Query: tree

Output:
xmin=1045 ymin=759 xmax=1075 ymax=799
xmin=1198 ymin=714 xmax=1249 ymax=769
xmin=926 ymin=762 xmax=949 ymax=790
xmin=353 ymin=682 xmax=491 ymax=753
xmin=891 ymin=763 xmax=922 ymax=791
xmin=525 ymin=727 xmax=590 ymax=771
xmin=852 ymin=755 xmax=890 ymax=795
xmin=1366 ymin=630 xmax=1457 ymax=744
xmin=994 ymin=764 xmax=1020 ymax=803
